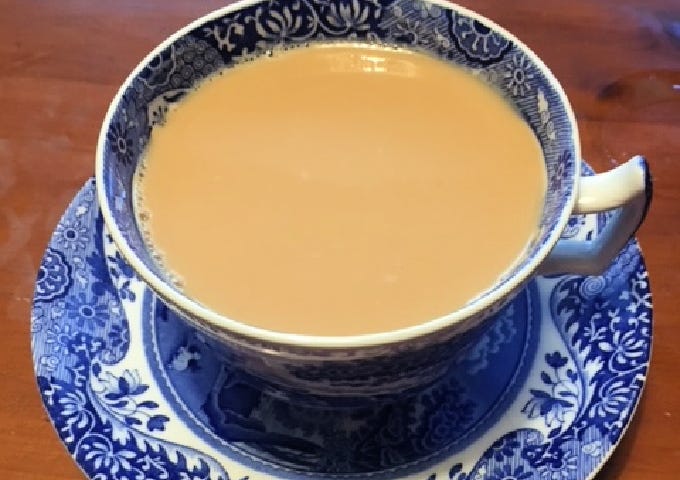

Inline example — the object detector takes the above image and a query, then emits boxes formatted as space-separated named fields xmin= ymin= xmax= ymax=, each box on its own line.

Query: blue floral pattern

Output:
xmin=106 ymin=120 xmax=136 ymax=166
xmin=91 ymin=367 xmax=169 ymax=432
xmin=449 ymin=12 xmax=512 ymax=64
xmin=65 ymin=292 xmax=109 ymax=329
xmin=523 ymin=353 xmax=579 ymax=429
xmin=35 ymin=248 xmax=72 ymax=303
xmin=33 ymin=182 xmax=229 ymax=480
xmin=32 ymin=178 xmax=651 ymax=479
xmin=503 ymin=53 xmax=535 ymax=97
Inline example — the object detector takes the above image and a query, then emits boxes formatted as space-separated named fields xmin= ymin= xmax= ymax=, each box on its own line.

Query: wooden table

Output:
xmin=1 ymin=1 xmax=678 ymax=478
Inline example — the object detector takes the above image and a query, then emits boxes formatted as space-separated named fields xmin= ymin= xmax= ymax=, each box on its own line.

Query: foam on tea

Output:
xmin=135 ymin=43 xmax=547 ymax=336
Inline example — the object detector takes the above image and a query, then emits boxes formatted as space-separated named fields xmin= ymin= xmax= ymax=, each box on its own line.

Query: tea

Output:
xmin=135 ymin=43 xmax=546 ymax=336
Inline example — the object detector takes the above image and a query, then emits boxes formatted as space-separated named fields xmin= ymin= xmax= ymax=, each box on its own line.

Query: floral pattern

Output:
xmin=45 ymin=322 xmax=75 ymax=356
xmin=504 ymin=53 xmax=535 ymax=97
xmin=324 ymin=0 xmax=375 ymax=34
xmin=522 ymin=351 xmax=580 ymax=432
xmin=106 ymin=121 xmax=135 ymax=166
xmin=34 ymin=248 xmax=72 ymax=302
xmin=90 ymin=367 xmax=168 ymax=432
xmin=65 ymin=292 xmax=109 ymax=329
xmin=33 ymin=182 xmax=229 ymax=480
xmin=449 ymin=13 xmax=512 ymax=64
xmin=54 ymin=219 xmax=90 ymax=251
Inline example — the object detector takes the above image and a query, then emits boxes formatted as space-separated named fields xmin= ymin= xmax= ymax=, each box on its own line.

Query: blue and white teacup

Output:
xmin=96 ymin=0 xmax=652 ymax=398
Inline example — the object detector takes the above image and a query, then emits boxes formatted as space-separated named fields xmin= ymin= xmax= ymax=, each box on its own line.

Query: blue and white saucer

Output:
xmin=32 ymin=179 xmax=652 ymax=480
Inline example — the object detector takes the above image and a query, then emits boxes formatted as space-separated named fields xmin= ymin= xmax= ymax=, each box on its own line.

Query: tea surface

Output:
xmin=136 ymin=43 xmax=546 ymax=336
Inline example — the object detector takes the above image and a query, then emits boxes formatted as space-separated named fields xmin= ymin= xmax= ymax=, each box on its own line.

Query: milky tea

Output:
xmin=134 ymin=43 xmax=547 ymax=336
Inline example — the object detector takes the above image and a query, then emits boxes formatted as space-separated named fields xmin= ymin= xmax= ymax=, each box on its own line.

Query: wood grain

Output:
xmin=1 ymin=1 xmax=678 ymax=478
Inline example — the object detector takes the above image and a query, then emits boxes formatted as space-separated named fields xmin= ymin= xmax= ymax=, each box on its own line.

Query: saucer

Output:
xmin=32 ymin=179 xmax=652 ymax=480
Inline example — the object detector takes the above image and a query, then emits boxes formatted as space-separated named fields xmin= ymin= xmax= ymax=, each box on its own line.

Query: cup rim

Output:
xmin=95 ymin=0 xmax=581 ymax=349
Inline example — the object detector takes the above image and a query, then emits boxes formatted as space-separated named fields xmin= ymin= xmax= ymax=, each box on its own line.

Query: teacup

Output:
xmin=96 ymin=0 xmax=652 ymax=398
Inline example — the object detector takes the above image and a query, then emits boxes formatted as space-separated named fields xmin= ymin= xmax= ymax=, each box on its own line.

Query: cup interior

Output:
xmin=97 ymin=0 xmax=579 ymax=341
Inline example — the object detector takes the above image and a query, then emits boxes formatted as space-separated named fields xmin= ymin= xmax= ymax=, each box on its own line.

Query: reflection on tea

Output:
xmin=135 ymin=43 xmax=546 ymax=336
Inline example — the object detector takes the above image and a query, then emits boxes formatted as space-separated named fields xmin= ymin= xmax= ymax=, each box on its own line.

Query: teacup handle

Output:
xmin=538 ymin=155 xmax=652 ymax=276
